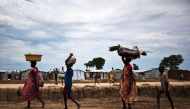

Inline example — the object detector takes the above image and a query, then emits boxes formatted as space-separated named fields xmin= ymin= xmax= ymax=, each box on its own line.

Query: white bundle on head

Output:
xmin=117 ymin=45 xmax=143 ymax=59
xmin=65 ymin=55 xmax=76 ymax=65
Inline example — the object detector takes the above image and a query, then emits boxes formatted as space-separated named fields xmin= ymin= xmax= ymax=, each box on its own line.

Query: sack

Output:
xmin=65 ymin=55 xmax=76 ymax=65
xmin=39 ymin=82 xmax=44 ymax=87
xmin=117 ymin=46 xmax=142 ymax=59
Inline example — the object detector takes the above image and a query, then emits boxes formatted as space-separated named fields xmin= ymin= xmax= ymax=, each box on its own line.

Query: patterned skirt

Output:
xmin=20 ymin=78 xmax=40 ymax=101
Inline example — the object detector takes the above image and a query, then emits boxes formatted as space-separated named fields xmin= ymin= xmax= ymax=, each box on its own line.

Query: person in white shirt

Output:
xmin=157 ymin=65 xmax=174 ymax=109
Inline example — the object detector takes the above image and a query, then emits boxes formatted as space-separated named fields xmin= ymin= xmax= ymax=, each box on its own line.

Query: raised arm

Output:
xmin=121 ymin=56 xmax=125 ymax=64
xmin=65 ymin=53 xmax=73 ymax=66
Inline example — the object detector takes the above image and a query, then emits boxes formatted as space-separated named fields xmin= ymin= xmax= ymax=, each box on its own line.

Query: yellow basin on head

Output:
xmin=25 ymin=54 xmax=43 ymax=61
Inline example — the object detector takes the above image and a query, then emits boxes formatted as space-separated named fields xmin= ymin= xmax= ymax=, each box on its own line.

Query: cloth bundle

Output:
xmin=65 ymin=55 xmax=76 ymax=65
xmin=109 ymin=45 xmax=147 ymax=59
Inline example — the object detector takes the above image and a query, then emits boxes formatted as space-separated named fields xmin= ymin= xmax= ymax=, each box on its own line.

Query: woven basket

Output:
xmin=25 ymin=54 xmax=42 ymax=61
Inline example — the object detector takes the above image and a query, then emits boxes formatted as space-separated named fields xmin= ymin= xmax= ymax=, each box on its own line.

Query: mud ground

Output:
xmin=0 ymin=80 xmax=190 ymax=109
xmin=0 ymin=97 xmax=189 ymax=109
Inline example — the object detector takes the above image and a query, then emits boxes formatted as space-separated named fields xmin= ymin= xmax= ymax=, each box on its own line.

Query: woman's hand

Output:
xmin=65 ymin=53 xmax=73 ymax=65
xmin=70 ymin=53 xmax=73 ymax=56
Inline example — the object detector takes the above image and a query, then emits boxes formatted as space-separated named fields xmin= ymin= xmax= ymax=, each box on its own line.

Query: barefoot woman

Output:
xmin=20 ymin=61 xmax=45 ymax=108
xmin=119 ymin=56 xmax=138 ymax=109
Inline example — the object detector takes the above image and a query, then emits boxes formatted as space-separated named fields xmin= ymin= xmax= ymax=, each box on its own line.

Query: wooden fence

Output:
xmin=168 ymin=70 xmax=190 ymax=80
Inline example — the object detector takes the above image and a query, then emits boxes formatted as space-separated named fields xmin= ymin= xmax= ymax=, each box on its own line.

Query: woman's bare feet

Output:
xmin=77 ymin=104 xmax=81 ymax=109
xmin=122 ymin=107 xmax=127 ymax=109
xmin=41 ymin=102 xmax=45 ymax=108
xmin=25 ymin=106 xmax=30 ymax=108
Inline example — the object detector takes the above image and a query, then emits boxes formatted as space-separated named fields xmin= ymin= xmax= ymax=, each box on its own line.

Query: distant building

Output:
xmin=0 ymin=70 xmax=8 ymax=80
xmin=134 ymin=70 xmax=152 ymax=79
xmin=168 ymin=70 xmax=190 ymax=80
xmin=20 ymin=69 xmax=44 ymax=80
xmin=133 ymin=68 xmax=168 ymax=79
xmin=49 ymin=71 xmax=57 ymax=80
xmin=89 ymin=69 xmax=110 ymax=79
xmin=111 ymin=69 xmax=122 ymax=79
xmin=73 ymin=69 xmax=86 ymax=80
xmin=151 ymin=68 xmax=168 ymax=78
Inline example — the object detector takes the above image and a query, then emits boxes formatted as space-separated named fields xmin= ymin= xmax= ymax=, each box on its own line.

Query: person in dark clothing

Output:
xmin=94 ymin=73 xmax=99 ymax=85
xmin=63 ymin=53 xmax=80 ymax=109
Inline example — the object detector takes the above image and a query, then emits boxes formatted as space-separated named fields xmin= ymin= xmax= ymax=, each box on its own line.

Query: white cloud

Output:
xmin=0 ymin=0 xmax=190 ymax=71
xmin=27 ymin=30 xmax=53 ymax=39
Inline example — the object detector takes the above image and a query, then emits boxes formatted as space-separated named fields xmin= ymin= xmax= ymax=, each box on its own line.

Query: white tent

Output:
xmin=90 ymin=69 xmax=111 ymax=79
xmin=72 ymin=69 xmax=86 ymax=80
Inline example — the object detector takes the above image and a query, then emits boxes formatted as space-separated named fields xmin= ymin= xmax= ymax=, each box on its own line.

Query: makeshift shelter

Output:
xmin=168 ymin=70 xmax=190 ymax=80
xmin=112 ymin=69 xmax=122 ymax=79
xmin=151 ymin=68 xmax=168 ymax=78
xmin=0 ymin=70 xmax=7 ymax=80
xmin=133 ymin=70 xmax=152 ymax=79
xmin=21 ymin=69 xmax=44 ymax=80
xmin=88 ymin=70 xmax=110 ymax=79
xmin=49 ymin=71 xmax=56 ymax=80
xmin=73 ymin=69 xmax=86 ymax=80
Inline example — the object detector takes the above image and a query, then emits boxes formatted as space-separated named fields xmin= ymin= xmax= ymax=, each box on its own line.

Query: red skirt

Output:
xmin=20 ymin=76 xmax=40 ymax=101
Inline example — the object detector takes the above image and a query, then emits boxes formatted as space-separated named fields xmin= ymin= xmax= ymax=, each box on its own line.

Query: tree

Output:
xmin=159 ymin=54 xmax=184 ymax=70
xmin=84 ymin=63 xmax=89 ymax=70
xmin=88 ymin=61 xmax=95 ymax=69
xmin=92 ymin=57 xmax=105 ymax=70
xmin=84 ymin=61 xmax=95 ymax=71
xmin=133 ymin=64 xmax=139 ymax=70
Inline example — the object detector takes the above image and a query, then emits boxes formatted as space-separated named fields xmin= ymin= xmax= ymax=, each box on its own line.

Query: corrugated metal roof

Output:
xmin=133 ymin=70 xmax=151 ymax=73
xmin=0 ymin=70 xmax=7 ymax=72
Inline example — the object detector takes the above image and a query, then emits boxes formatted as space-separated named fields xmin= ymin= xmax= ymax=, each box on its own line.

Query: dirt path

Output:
xmin=0 ymin=97 xmax=189 ymax=109
xmin=0 ymin=82 xmax=190 ymax=88
xmin=0 ymin=82 xmax=190 ymax=109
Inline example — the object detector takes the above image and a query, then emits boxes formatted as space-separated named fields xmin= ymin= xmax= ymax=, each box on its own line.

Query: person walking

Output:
xmin=119 ymin=56 xmax=138 ymax=109
xmin=180 ymin=74 xmax=184 ymax=82
xmin=111 ymin=67 xmax=115 ymax=83
xmin=156 ymin=65 xmax=174 ymax=109
xmin=188 ymin=74 xmax=190 ymax=81
xmin=94 ymin=73 xmax=99 ymax=85
xmin=109 ymin=72 xmax=113 ymax=84
xmin=63 ymin=53 xmax=80 ymax=109
xmin=20 ymin=61 xmax=45 ymax=108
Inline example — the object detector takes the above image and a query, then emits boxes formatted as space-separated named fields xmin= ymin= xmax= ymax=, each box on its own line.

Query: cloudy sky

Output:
xmin=0 ymin=0 xmax=190 ymax=72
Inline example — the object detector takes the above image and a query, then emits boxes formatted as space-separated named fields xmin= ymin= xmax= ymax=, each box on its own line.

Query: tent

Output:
xmin=73 ymin=69 xmax=86 ymax=80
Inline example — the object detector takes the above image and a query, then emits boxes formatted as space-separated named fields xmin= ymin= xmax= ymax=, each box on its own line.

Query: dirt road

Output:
xmin=0 ymin=82 xmax=190 ymax=88
xmin=0 ymin=82 xmax=190 ymax=109
xmin=0 ymin=97 xmax=189 ymax=109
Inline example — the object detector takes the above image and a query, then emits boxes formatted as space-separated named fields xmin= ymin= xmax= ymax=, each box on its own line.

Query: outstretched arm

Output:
xmin=65 ymin=53 xmax=73 ymax=66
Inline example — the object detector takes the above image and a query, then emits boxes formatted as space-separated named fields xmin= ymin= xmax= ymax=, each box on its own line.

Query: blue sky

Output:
xmin=0 ymin=0 xmax=190 ymax=72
